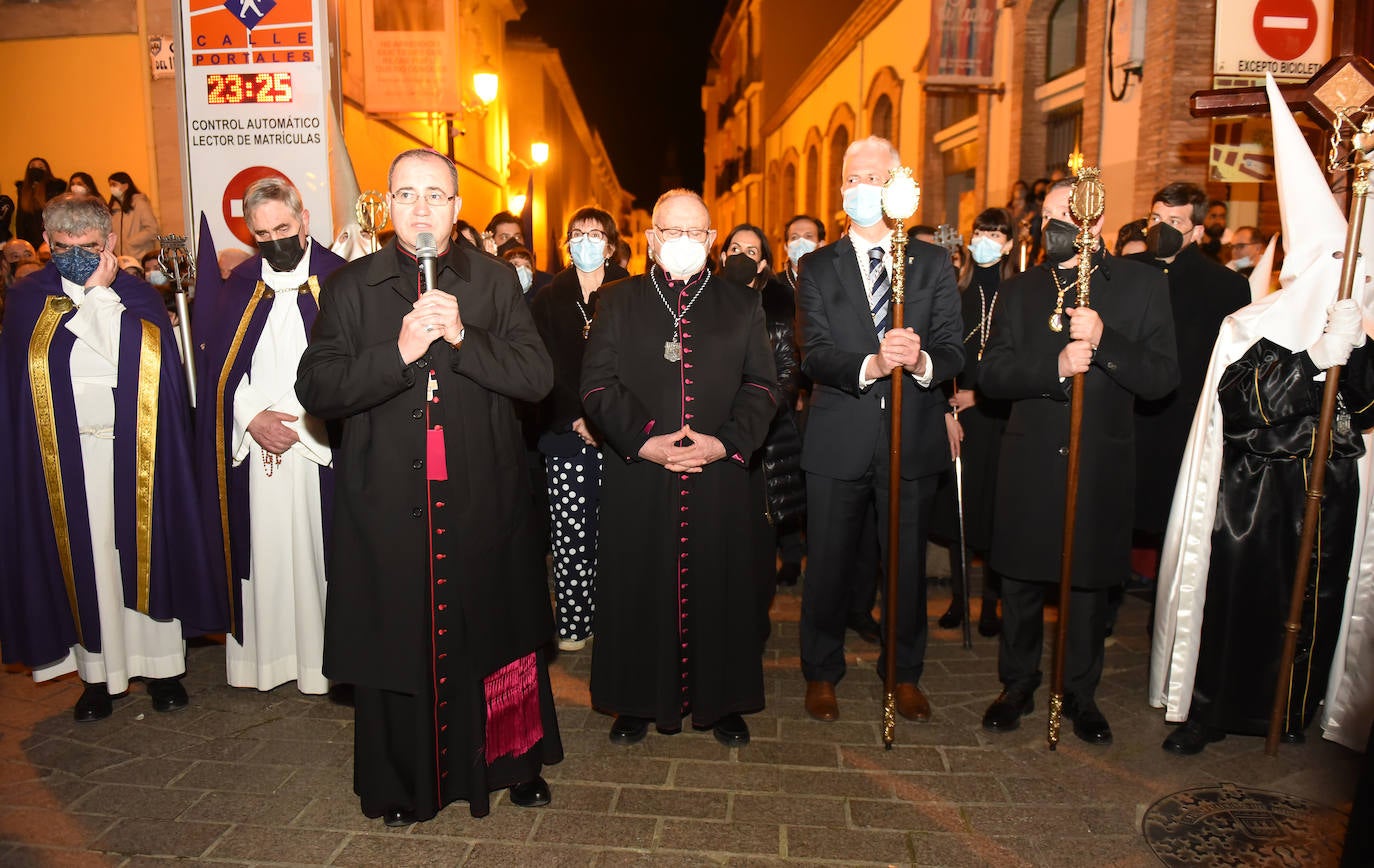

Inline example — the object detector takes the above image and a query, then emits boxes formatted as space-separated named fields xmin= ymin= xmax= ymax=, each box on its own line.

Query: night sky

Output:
xmin=510 ymin=0 xmax=730 ymax=208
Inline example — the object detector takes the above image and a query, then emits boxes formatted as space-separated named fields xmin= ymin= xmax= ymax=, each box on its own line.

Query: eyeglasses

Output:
xmin=726 ymin=242 xmax=761 ymax=259
xmin=50 ymin=239 xmax=104 ymax=254
xmin=655 ymin=226 xmax=710 ymax=242
xmin=391 ymin=189 xmax=456 ymax=206
xmin=569 ymin=229 xmax=607 ymax=243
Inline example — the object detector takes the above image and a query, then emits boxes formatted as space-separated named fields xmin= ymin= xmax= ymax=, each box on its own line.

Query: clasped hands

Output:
xmin=247 ymin=409 xmax=300 ymax=456
xmin=1057 ymin=306 xmax=1104 ymax=378
xmin=638 ymin=424 xmax=726 ymax=473
xmin=399 ymin=289 xmax=464 ymax=364
xmin=866 ymin=327 xmax=926 ymax=380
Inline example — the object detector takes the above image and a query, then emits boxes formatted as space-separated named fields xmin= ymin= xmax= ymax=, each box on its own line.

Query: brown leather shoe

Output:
xmin=895 ymin=683 xmax=932 ymax=721
xmin=805 ymin=681 xmax=839 ymax=722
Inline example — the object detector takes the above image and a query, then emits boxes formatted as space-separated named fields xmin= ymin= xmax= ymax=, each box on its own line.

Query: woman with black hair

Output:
xmin=720 ymin=223 xmax=804 ymax=634
xmin=529 ymin=206 xmax=629 ymax=652
xmin=67 ymin=172 xmax=101 ymax=199
xmin=14 ymin=157 xmax=66 ymax=248
xmin=107 ymin=171 xmax=160 ymax=260
xmin=933 ymin=207 xmax=1017 ymax=636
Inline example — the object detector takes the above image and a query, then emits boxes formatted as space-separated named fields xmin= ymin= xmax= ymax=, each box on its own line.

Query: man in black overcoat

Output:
xmin=1131 ymin=182 xmax=1250 ymax=542
xmin=978 ymin=179 xmax=1179 ymax=745
xmin=296 ymin=149 xmax=561 ymax=825
xmin=796 ymin=136 xmax=964 ymax=723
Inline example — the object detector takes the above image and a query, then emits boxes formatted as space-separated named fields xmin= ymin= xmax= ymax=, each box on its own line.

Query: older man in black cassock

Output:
xmin=582 ymin=189 xmax=777 ymax=749
xmin=297 ymin=148 xmax=561 ymax=826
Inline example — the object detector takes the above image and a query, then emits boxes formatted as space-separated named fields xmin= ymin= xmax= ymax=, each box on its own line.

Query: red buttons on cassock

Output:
xmin=435 ymin=501 xmax=446 ymax=508
xmin=437 ymin=603 xmax=447 ymax=611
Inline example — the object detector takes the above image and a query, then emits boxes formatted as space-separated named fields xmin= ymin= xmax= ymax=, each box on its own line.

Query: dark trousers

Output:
xmin=997 ymin=576 xmax=1107 ymax=700
xmin=801 ymin=442 xmax=934 ymax=685
xmin=848 ymin=501 xmax=881 ymax=619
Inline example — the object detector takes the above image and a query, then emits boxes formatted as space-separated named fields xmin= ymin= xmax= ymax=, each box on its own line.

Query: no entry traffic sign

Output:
xmin=1214 ymin=0 xmax=1332 ymax=81
xmin=1252 ymin=0 xmax=1319 ymax=61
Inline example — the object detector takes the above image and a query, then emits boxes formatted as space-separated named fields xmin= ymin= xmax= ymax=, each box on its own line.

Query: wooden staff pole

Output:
xmin=1048 ymin=169 xmax=1105 ymax=750
xmin=1266 ymin=156 xmax=1370 ymax=754
xmin=880 ymin=166 xmax=920 ymax=749
xmin=882 ymin=216 xmax=908 ymax=749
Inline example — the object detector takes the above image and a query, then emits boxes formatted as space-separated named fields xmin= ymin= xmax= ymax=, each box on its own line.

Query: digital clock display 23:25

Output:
xmin=207 ymin=72 xmax=294 ymax=105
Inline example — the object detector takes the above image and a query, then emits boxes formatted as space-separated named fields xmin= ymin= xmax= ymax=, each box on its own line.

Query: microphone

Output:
xmin=416 ymin=232 xmax=438 ymax=294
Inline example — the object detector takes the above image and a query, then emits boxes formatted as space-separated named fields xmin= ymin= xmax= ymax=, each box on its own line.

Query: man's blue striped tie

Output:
xmin=868 ymin=246 xmax=890 ymax=337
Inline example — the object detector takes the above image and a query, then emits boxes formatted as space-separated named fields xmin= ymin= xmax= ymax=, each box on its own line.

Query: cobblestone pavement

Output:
xmin=0 ymin=579 xmax=1358 ymax=866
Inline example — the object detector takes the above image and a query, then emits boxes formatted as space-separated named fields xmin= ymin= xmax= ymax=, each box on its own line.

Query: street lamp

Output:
xmin=530 ymin=140 xmax=550 ymax=166
xmin=472 ymin=59 xmax=499 ymax=107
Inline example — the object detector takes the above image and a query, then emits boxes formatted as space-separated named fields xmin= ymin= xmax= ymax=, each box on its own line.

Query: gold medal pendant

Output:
xmin=1049 ymin=313 xmax=1063 ymax=333
xmin=664 ymin=340 xmax=681 ymax=362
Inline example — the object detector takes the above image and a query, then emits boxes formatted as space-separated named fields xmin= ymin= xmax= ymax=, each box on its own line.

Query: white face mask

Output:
xmin=655 ymin=236 xmax=708 ymax=276
xmin=787 ymin=237 xmax=817 ymax=263
xmin=969 ymin=236 xmax=1005 ymax=266
xmin=843 ymin=184 xmax=885 ymax=228
xmin=1228 ymin=256 xmax=1253 ymax=271
xmin=515 ymin=265 xmax=533 ymax=290
xmin=570 ymin=237 xmax=606 ymax=272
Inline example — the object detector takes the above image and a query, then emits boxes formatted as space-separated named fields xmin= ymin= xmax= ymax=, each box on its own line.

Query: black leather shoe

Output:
xmin=73 ymin=683 xmax=113 ymax=723
xmin=775 ymin=562 xmax=802 ymax=587
xmin=1162 ymin=720 xmax=1226 ymax=755
xmin=977 ymin=604 xmax=1001 ymax=637
xmin=508 ymin=776 xmax=551 ymax=808
xmin=712 ymin=713 xmax=750 ymax=747
xmin=1064 ymin=696 xmax=1112 ymax=746
xmin=846 ymin=613 xmax=882 ymax=645
xmin=982 ymin=689 xmax=1034 ymax=732
xmin=1281 ymin=730 xmax=1306 ymax=745
xmin=147 ymin=678 xmax=188 ymax=713
xmin=383 ymin=808 xmax=417 ymax=827
xmin=938 ymin=599 xmax=963 ymax=629
xmin=609 ymin=715 xmax=649 ymax=745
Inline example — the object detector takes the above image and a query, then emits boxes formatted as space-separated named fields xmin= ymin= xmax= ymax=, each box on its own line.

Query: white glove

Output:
xmin=1308 ymin=300 xmax=1364 ymax=369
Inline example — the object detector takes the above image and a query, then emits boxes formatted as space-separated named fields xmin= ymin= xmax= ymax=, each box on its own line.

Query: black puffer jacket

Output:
xmin=759 ymin=279 xmax=804 ymax=529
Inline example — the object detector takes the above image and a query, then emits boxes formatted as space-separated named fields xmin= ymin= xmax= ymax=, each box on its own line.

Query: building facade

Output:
xmin=704 ymin=0 xmax=1363 ymax=265
xmin=0 ymin=0 xmax=633 ymax=269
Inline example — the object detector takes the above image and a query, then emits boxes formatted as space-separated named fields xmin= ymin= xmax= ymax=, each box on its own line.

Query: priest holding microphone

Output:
xmin=297 ymin=148 xmax=561 ymax=825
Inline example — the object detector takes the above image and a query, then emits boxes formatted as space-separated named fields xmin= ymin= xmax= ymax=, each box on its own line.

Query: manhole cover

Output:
xmin=1142 ymin=782 xmax=1347 ymax=866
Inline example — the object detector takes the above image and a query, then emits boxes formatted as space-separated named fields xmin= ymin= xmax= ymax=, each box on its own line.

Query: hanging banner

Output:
xmin=927 ymin=0 xmax=999 ymax=86
xmin=361 ymin=0 xmax=459 ymax=114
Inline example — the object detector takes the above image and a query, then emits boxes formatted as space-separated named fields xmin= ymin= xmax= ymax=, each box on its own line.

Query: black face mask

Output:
xmin=258 ymin=236 xmax=307 ymax=273
xmin=1145 ymin=222 xmax=1184 ymax=260
xmin=1042 ymin=218 xmax=1079 ymax=264
xmin=722 ymin=252 xmax=760 ymax=286
xmin=25 ymin=167 xmax=46 ymax=184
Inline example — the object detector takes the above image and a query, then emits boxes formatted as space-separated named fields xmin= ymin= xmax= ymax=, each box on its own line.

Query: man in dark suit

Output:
xmin=796 ymin=136 xmax=963 ymax=722
xmin=1130 ymin=182 xmax=1250 ymax=609
xmin=978 ymin=178 xmax=1179 ymax=745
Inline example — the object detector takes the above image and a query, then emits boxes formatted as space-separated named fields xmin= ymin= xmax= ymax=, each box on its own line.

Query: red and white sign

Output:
xmin=1253 ymin=0 xmax=1319 ymax=60
xmin=221 ymin=166 xmax=292 ymax=245
xmin=175 ymin=0 xmax=333 ymax=257
xmin=1215 ymin=0 xmax=1332 ymax=81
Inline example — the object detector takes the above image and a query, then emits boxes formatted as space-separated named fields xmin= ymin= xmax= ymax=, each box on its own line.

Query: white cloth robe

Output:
xmin=1150 ymin=268 xmax=1374 ymax=752
xmin=224 ymin=243 xmax=332 ymax=693
xmin=32 ymin=278 xmax=186 ymax=694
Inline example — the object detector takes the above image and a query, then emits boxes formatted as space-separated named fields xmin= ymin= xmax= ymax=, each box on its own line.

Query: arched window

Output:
xmin=1046 ymin=0 xmax=1086 ymax=80
xmin=871 ymin=94 xmax=893 ymax=141
xmin=829 ymin=128 xmax=850 ymax=189
xmin=782 ymin=162 xmax=797 ymax=218
xmin=805 ymin=145 xmax=820 ymax=216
